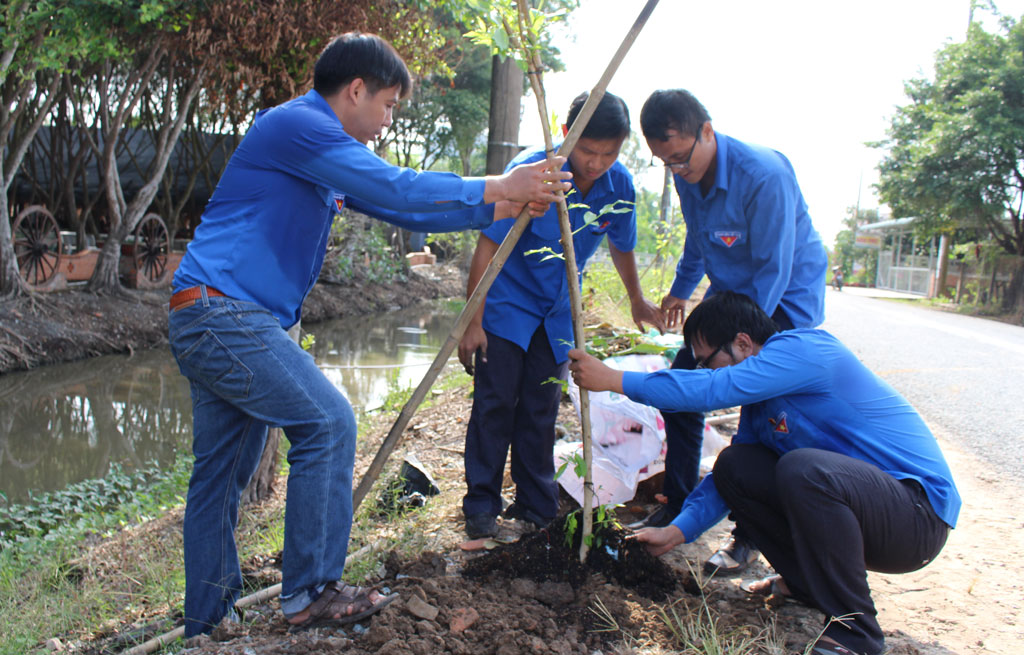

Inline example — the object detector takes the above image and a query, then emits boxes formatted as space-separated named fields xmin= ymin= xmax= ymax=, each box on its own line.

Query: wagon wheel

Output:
xmin=12 ymin=205 xmax=62 ymax=286
xmin=133 ymin=213 xmax=170 ymax=283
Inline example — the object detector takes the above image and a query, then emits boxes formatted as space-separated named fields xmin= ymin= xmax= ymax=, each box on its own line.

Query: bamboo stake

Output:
xmin=510 ymin=0 xmax=596 ymax=561
xmin=353 ymin=0 xmax=661 ymax=512
xmin=513 ymin=0 xmax=661 ymax=561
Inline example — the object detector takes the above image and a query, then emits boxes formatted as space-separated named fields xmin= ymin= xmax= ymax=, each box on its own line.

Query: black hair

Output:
xmin=682 ymin=292 xmax=779 ymax=352
xmin=314 ymin=32 xmax=412 ymax=98
xmin=640 ymin=89 xmax=710 ymax=141
xmin=566 ymin=91 xmax=630 ymax=140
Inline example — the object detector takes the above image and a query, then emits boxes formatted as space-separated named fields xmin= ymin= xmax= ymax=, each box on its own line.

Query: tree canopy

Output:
xmin=875 ymin=12 xmax=1024 ymax=258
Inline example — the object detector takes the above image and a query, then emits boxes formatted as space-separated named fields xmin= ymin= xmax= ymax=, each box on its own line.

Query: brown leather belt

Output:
xmin=169 ymin=286 xmax=227 ymax=312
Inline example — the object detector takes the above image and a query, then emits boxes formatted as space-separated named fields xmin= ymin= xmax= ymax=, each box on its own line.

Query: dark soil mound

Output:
xmin=463 ymin=514 xmax=685 ymax=602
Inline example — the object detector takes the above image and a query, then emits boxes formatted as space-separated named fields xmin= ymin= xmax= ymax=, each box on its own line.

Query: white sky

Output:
xmin=518 ymin=0 xmax=1024 ymax=247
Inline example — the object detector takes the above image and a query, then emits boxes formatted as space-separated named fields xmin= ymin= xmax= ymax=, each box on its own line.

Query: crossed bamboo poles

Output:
xmin=353 ymin=0 xmax=662 ymax=562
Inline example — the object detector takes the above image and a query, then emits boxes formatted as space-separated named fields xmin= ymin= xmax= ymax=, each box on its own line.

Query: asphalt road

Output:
xmin=819 ymin=287 xmax=1024 ymax=482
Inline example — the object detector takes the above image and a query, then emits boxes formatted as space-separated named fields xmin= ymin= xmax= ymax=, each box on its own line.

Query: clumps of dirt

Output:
xmin=166 ymin=547 xmax=679 ymax=655
xmin=463 ymin=515 xmax=685 ymax=602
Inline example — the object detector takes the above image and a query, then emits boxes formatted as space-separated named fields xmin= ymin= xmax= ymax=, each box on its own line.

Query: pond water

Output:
xmin=0 ymin=301 xmax=460 ymax=505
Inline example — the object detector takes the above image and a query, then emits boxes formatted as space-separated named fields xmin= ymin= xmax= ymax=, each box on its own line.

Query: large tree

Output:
xmin=0 ymin=0 xmax=110 ymax=297
xmin=875 ymin=12 xmax=1024 ymax=308
xmin=832 ymin=207 xmax=880 ymax=286
xmin=85 ymin=2 xmax=207 ymax=293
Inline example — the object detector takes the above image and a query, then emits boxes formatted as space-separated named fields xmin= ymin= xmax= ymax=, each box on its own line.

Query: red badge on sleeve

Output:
xmin=768 ymin=413 xmax=789 ymax=434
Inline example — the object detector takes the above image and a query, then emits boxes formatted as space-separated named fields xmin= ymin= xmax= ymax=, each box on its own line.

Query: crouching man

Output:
xmin=567 ymin=291 xmax=959 ymax=655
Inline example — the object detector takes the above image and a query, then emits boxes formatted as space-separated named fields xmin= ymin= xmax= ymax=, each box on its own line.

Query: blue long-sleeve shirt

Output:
xmin=481 ymin=146 xmax=637 ymax=363
xmin=671 ymin=133 xmax=827 ymax=328
xmin=621 ymin=329 xmax=961 ymax=541
xmin=174 ymin=89 xmax=494 ymax=327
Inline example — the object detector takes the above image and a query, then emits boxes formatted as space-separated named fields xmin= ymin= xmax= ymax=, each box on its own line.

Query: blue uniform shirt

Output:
xmin=621 ymin=329 xmax=961 ymax=541
xmin=481 ymin=145 xmax=637 ymax=363
xmin=174 ymin=89 xmax=494 ymax=328
xmin=671 ymin=133 xmax=827 ymax=328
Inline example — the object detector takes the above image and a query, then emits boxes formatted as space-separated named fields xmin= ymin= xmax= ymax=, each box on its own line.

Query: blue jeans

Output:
xmin=168 ymin=287 xmax=356 ymax=636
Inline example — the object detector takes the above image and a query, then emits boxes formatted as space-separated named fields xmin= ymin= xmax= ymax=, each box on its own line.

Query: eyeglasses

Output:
xmin=694 ymin=344 xmax=724 ymax=370
xmin=650 ymin=126 xmax=701 ymax=171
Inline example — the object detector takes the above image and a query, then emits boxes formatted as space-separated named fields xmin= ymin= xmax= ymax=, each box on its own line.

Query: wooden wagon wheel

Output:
xmin=12 ymin=205 xmax=62 ymax=286
xmin=133 ymin=213 xmax=170 ymax=283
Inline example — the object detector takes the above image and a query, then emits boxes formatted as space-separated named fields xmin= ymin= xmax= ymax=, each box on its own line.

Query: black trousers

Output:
xmin=713 ymin=444 xmax=950 ymax=655
xmin=462 ymin=327 xmax=566 ymax=521
xmin=661 ymin=306 xmax=796 ymax=510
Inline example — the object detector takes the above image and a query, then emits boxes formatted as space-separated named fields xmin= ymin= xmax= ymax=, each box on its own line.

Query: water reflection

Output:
xmin=0 ymin=302 xmax=459 ymax=505
xmin=0 ymin=349 xmax=193 ymax=505
xmin=312 ymin=306 xmax=457 ymax=411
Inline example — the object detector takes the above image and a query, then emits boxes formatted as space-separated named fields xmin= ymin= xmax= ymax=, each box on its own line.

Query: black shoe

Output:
xmin=704 ymin=535 xmax=758 ymax=576
xmin=465 ymin=513 xmax=497 ymax=539
xmin=632 ymin=504 xmax=680 ymax=529
xmin=502 ymin=502 xmax=549 ymax=529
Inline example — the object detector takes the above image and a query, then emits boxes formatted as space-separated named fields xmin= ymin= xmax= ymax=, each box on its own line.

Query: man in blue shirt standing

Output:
xmin=456 ymin=92 xmax=664 ymax=538
xmin=169 ymin=32 xmax=572 ymax=636
xmin=567 ymin=292 xmax=959 ymax=655
xmin=636 ymin=89 xmax=828 ymax=577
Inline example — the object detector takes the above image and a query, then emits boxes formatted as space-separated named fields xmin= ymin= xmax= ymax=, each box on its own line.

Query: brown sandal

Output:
xmin=288 ymin=581 xmax=398 ymax=630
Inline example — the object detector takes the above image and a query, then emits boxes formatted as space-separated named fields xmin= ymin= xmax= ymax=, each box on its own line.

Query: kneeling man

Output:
xmin=567 ymin=291 xmax=959 ymax=655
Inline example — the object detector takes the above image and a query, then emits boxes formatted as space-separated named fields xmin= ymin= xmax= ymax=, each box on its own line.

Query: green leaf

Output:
xmin=491 ymin=25 xmax=509 ymax=53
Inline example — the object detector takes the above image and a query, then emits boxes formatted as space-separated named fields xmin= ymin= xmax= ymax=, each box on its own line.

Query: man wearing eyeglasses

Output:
xmin=566 ymin=291 xmax=958 ymax=655
xmin=634 ymin=89 xmax=828 ymax=578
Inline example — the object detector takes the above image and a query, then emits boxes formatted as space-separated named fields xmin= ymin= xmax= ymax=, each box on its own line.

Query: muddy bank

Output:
xmin=0 ymin=265 xmax=464 ymax=375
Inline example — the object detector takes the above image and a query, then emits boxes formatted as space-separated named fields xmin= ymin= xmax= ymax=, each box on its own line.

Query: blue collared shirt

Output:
xmin=621 ymin=329 xmax=961 ymax=541
xmin=481 ymin=145 xmax=637 ymax=363
xmin=174 ymin=90 xmax=494 ymax=327
xmin=671 ymin=132 xmax=827 ymax=328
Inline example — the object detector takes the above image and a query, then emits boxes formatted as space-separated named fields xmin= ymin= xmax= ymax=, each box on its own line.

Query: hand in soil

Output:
xmin=631 ymin=525 xmax=686 ymax=557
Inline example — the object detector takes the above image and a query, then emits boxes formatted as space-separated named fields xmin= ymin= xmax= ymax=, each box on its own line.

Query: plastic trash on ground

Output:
xmin=558 ymin=353 xmax=732 ymax=508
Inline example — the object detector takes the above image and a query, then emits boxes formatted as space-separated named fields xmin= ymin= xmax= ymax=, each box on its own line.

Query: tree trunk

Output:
xmin=485 ymin=55 xmax=523 ymax=175
xmin=241 ymin=427 xmax=281 ymax=506
xmin=241 ymin=322 xmax=300 ymax=504
xmin=1004 ymin=259 xmax=1024 ymax=314
xmin=0 ymin=193 xmax=27 ymax=296
xmin=88 ymin=236 xmax=124 ymax=292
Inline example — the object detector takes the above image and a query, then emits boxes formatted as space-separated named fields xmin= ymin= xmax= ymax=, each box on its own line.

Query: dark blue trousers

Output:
xmin=713 ymin=445 xmax=950 ymax=655
xmin=661 ymin=306 xmax=796 ymax=511
xmin=463 ymin=327 xmax=566 ymax=521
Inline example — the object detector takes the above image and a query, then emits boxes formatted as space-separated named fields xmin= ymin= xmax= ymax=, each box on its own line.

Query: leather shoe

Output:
xmin=502 ymin=502 xmax=549 ymax=529
xmin=465 ymin=513 xmax=497 ymax=539
xmin=704 ymin=535 xmax=758 ymax=576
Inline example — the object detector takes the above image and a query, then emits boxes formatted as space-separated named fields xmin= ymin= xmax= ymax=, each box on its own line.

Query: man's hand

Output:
xmin=458 ymin=323 xmax=487 ymax=376
xmin=567 ymin=349 xmax=624 ymax=393
xmin=485 ymin=157 xmax=572 ymax=205
xmin=632 ymin=525 xmax=686 ymax=557
xmin=660 ymin=294 xmax=687 ymax=330
xmin=630 ymin=296 xmax=667 ymax=335
xmin=494 ymin=199 xmax=549 ymax=220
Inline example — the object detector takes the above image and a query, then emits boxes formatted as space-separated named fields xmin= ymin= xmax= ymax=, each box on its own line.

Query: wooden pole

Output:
xmin=352 ymin=0 xmax=662 ymax=513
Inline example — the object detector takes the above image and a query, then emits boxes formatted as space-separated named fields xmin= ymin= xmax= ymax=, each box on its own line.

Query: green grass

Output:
xmin=0 ymin=455 xmax=193 ymax=655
